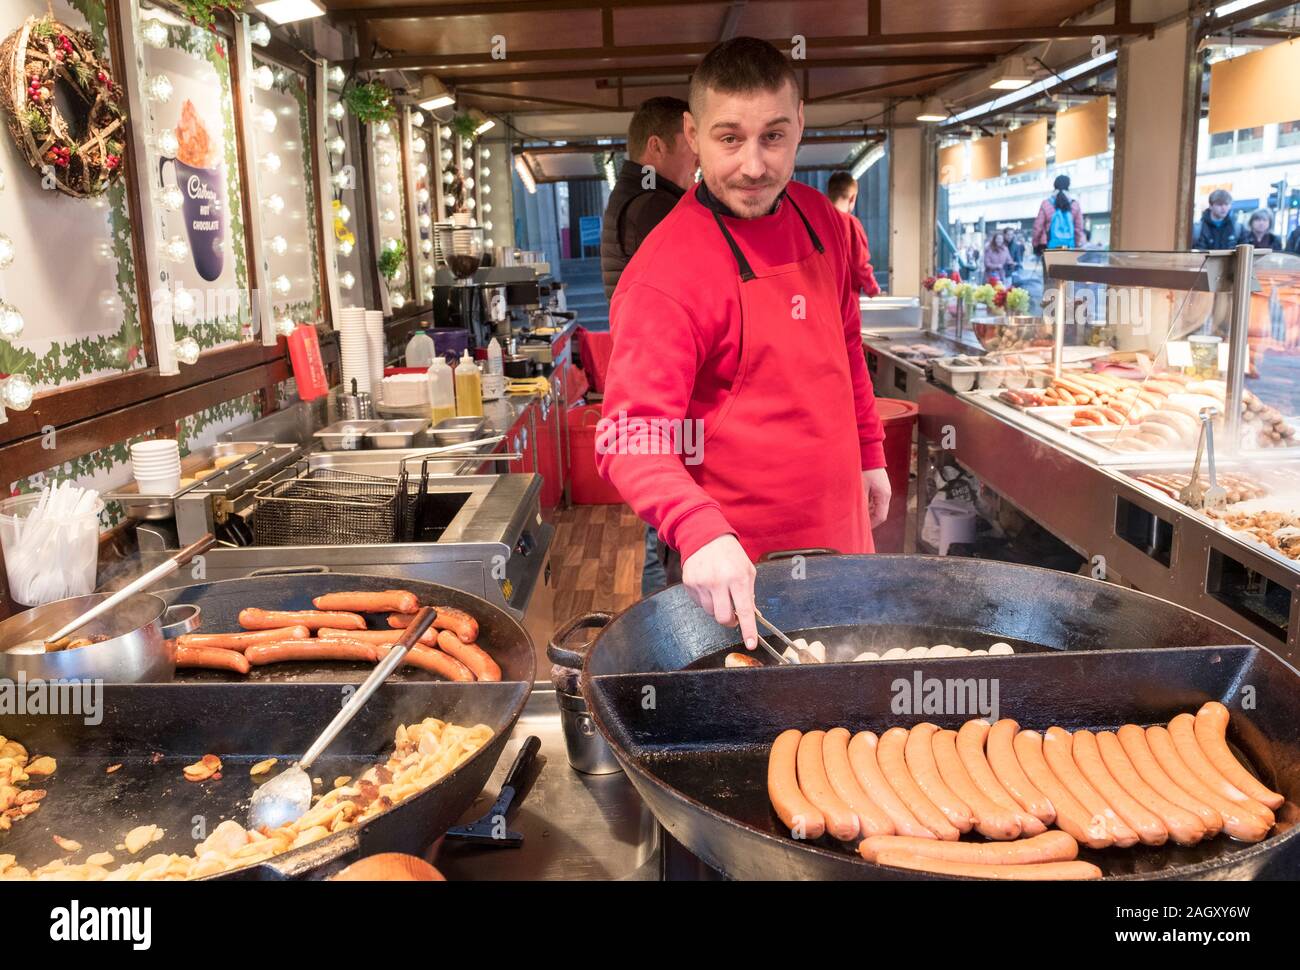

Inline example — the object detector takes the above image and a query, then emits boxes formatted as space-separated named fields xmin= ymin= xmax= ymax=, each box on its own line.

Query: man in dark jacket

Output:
xmin=600 ymin=97 xmax=697 ymax=300
xmin=599 ymin=96 xmax=697 ymax=596
xmin=1288 ymin=225 xmax=1300 ymax=256
xmin=1194 ymin=189 xmax=1237 ymax=250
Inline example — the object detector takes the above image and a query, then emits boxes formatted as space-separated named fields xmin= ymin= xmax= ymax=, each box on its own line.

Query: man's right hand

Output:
xmin=681 ymin=534 xmax=758 ymax=649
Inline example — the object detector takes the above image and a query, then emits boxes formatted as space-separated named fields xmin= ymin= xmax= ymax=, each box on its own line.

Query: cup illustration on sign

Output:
xmin=159 ymin=100 xmax=226 ymax=282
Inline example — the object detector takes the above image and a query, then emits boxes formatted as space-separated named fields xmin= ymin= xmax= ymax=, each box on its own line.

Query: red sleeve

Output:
xmin=847 ymin=215 xmax=882 ymax=297
xmin=838 ymin=220 xmax=886 ymax=471
xmin=1031 ymin=200 xmax=1048 ymax=247
xmin=597 ymin=280 xmax=734 ymax=561
xmin=1073 ymin=202 xmax=1086 ymax=246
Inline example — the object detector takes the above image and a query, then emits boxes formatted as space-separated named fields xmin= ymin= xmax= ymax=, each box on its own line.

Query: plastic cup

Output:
xmin=0 ymin=493 xmax=104 ymax=606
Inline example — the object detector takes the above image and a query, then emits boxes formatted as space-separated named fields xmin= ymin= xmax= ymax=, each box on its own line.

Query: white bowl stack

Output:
xmin=337 ymin=307 xmax=372 ymax=394
xmin=131 ymin=439 xmax=182 ymax=494
xmin=365 ymin=309 xmax=385 ymax=391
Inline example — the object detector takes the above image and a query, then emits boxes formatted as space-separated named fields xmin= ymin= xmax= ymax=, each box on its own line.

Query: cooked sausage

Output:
xmin=1072 ymin=730 xmax=1167 ymax=846
xmin=1146 ymin=726 xmax=1270 ymax=843
xmin=872 ymin=849 xmax=1102 ymax=880
xmin=435 ymin=629 xmax=501 ymax=682
xmin=822 ymin=728 xmax=893 ymax=838
xmin=767 ymin=730 xmax=825 ymax=840
xmin=319 ymin=627 xmax=437 ymax=646
xmin=373 ymin=644 xmax=474 ymax=682
xmin=859 ymin=830 xmax=1079 ymax=866
xmin=312 ymin=590 xmax=419 ymax=614
xmin=1193 ymin=702 xmax=1284 ymax=810
xmin=387 ymin=608 xmax=480 ymax=643
xmin=174 ymin=644 xmax=251 ymax=675
xmin=877 ymin=727 xmax=960 ymax=841
xmin=1043 ymin=726 xmax=1139 ymax=847
xmin=1097 ymin=730 xmax=1206 ymax=846
xmin=239 ymin=608 xmax=365 ymax=631
xmin=846 ymin=732 xmax=935 ymax=839
xmin=987 ymin=719 xmax=1055 ymax=824
xmin=904 ymin=723 xmax=974 ymax=833
xmin=1012 ymin=730 xmax=1113 ymax=849
xmin=1117 ymin=724 xmax=1222 ymax=837
xmin=177 ymin=626 xmax=311 ymax=650
xmin=1169 ymin=712 xmax=1275 ymax=823
xmin=956 ymin=720 xmax=1046 ymax=836
xmin=932 ymin=729 xmax=1020 ymax=840
xmin=725 ymin=652 xmax=763 ymax=668
xmin=796 ymin=731 xmax=860 ymax=842
xmin=244 ymin=638 xmax=377 ymax=665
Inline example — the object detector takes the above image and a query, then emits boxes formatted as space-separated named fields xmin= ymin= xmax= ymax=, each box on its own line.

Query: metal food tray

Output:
xmin=105 ymin=441 xmax=271 ymax=521
xmin=314 ymin=419 xmax=432 ymax=451
xmin=367 ymin=419 xmax=430 ymax=449
xmin=431 ymin=415 xmax=488 ymax=446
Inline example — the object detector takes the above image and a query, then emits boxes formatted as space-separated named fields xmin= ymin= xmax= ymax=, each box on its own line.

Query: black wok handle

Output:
xmin=546 ymin=611 xmax=612 ymax=669
xmin=501 ymin=735 xmax=541 ymax=794
xmin=759 ymin=547 xmax=840 ymax=562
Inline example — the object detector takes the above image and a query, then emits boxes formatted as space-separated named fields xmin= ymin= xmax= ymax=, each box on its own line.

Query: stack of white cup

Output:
xmin=337 ymin=307 xmax=371 ymax=394
xmin=131 ymin=439 xmax=182 ymax=494
xmin=365 ymin=310 xmax=385 ymax=390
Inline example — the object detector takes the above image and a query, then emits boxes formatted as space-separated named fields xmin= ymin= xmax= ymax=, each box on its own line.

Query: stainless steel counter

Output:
xmin=435 ymin=688 xmax=661 ymax=880
xmin=915 ymin=383 xmax=1300 ymax=662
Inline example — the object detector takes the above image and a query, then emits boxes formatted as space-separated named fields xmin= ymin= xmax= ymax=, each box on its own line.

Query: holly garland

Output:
xmin=0 ymin=14 xmax=126 ymax=197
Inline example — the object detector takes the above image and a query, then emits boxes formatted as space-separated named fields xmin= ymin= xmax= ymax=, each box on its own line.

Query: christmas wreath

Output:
xmin=0 ymin=15 xmax=127 ymax=198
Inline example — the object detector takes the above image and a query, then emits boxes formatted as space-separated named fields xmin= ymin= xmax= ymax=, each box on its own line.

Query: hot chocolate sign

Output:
xmin=159 ymin=99 xmax=226 ymax=281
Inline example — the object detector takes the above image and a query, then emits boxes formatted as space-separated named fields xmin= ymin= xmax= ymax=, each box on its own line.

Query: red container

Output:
xmin=286 ymin=324 xmax=328 ymax=401
xmin=873 ymin=398 xmax=918 ymax=553
xmin=567 ymin=403 xmax=623 ymax=504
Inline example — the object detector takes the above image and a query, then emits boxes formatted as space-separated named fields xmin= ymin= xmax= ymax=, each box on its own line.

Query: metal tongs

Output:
xmin=1179 ymin=407 xmax=1227 ymax=511
xmin=754 ymin=608 xmax=821 ymax=664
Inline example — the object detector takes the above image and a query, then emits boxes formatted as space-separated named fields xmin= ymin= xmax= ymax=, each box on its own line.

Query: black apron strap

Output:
xmin=784 ymin=194 xmax=825 ymax=254
xmin=711 ymin=210 xmax=756 ymax=282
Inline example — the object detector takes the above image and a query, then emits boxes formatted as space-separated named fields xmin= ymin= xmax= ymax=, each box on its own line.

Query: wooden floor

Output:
xmin=550 ymin=503 xmax=645 ymax=617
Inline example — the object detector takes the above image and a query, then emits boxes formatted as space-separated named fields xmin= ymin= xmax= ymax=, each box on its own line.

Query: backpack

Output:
xmin=1047 ymin=203 xmax=1075 ymax=249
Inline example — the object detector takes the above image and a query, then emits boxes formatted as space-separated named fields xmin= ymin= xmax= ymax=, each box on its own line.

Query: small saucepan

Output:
xmin=0 ymin=592 xmax=200 ymax=682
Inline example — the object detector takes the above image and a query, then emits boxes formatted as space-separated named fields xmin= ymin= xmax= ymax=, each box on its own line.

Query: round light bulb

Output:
xmin=480 ymin=166 xmax=490 ymax=178
xmin=440 ymin=126 xmax=451 ymax=139
xmin=380 ymin=181 xmax=394 ymax=195
xmin=379 ymin=152 xmax=393 ymax=168
xmin=384 ymin=238 xmax=399 ymax=252
xmin=147 ymin=75 xmax=173 ymax=103
xmin=275 ymin=317 xmax=296 ymax=337
xmin=0 ymin=234 xmax=14 ymax=269
xmin=172 ymin=287 xmax=196 ymax=316
xmin=381 ymin=208 xmax=396 ymax=223
xmin=462 ymin=156 xmax=473 ymax=172
xmin=156 ymin=129 xmax=179 ymax=157
xmin=174 ymin=337 xmax=200 ymax=366
xmin=392 ymin=266 xmax=404 ymax=283
xmin=440 ymin=148 xmax=453 ymax=164
xmin=425 ymin=285 xmax=435 ymax=301
xmin=328 ymin=66 xmax=346 ymax=86
xmin=485 ymin=237 xmax=494 ymax=248
xmin=257 ymin=109 xmax=277 ymax=133
xmin=422 ymin=264 xmax=434 ymax=280
xmin=417 ymin=187 xmax=429 ymax=203
xmin=481 ymin=183 xmax=490 ymax=195
xmin=481 ymin=202 xmax=491 ymax=214
xmin=463 ymin=176 xmax=475 ymax=190
xmin=329 ymin=101 xmax=345 ymax=121
xmin=461 ymin=138 xmax=473 ymax=151
xmin=249 ymin=22 xmax=272 ymax=47
xmin=338 ymin=238 xmax=354 ymax=256
xmin=161 ymin=185 xmax=183 ymax=211
xmin=3 ymin=374 xmax=34 ymax=411
xmin=419 ymin=214 xmax=432 ymax=229
xmin=420 ymin=239 xmax=433 ymax=255
xmin=251 ymin=65 xmax=274 ymax=91
xmin=391 ymin=292 xmax=406 ymax=309
xmin=269 ymin=235 xmax=288 ymax=255
xmin=412 ymin=111 xmax=426 ymax=126
xmin=483 ymin=220 xmax=493 ymax=231
xmin=339 ymin=271 xmax=356 ymax=290
xmin=164 ymin=236 xmax=188 ymax=261
xmin=466 ymin=197 xmax=476 ymax=210
xmin=142 ymin=19 xmax=169 ymax=49
xmin=376 ymin=121 xmax=391 ymax=137
xmin=331 ymin=171 xmax=349 ymax=190
xmin=260 ymin=152 xmax=281 ymax=173
xmin=0 ymin=301 xmax=24 ymax=339
xmin=481 ymin=148 xmax=491 ymax=160
xmin=337 ymin=204 xmax=351 ymax=224
xmin=416 ymin=162 xmax=428 ymax=178
xmin=273 ymin=274 xmax=291 ymax=295
xmin=412 ymin=136 xmax=426 ymax=154
xmin=328 ymin=136 xmax=345 ymax=155
xmin=265 ymin=194 xmax=285 ymax=214
xmin=442 ymin=171 xmax=454 ymax=185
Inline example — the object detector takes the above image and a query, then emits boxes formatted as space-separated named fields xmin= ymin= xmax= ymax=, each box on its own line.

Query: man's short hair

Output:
xmin=627 ymin=96 xmax=689 ymax=161
xmin=688 ymin=37 xmax=799 ymax=116
xmin=827 ymin=171 xmax=856 ymax=203
xmin=1208 ymin=189 xmax=1232 ymax=206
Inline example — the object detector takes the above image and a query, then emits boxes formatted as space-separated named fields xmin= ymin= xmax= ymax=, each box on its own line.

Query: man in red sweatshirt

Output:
xmin=826 ymin=170 xmax=881 ymax=298
xmin=597 ymin=37 xmax=890 ymax=651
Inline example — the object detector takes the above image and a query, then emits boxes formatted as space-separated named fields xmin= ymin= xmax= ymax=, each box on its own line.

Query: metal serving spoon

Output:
xmin=248 ymin=606 xmax=439 ymax=831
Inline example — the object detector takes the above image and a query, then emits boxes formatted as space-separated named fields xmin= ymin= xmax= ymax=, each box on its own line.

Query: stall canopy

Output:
xmin=324 ymin=0 xmax=1147 ymax=117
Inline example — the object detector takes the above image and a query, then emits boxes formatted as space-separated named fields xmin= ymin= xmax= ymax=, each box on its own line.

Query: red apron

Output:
xmin=690 ymin=196 xmax=871 ymax=560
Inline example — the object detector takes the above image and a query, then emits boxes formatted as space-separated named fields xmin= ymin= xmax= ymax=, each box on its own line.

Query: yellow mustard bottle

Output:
xmin=454 ymin=350 xmax=483 ymax=417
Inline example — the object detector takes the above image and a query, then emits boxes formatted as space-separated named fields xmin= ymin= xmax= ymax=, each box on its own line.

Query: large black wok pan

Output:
xmin=577 ymin=555 xmax=1300 ymax=880
xmin=0 ymin=572 xmax=535 ymax=879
